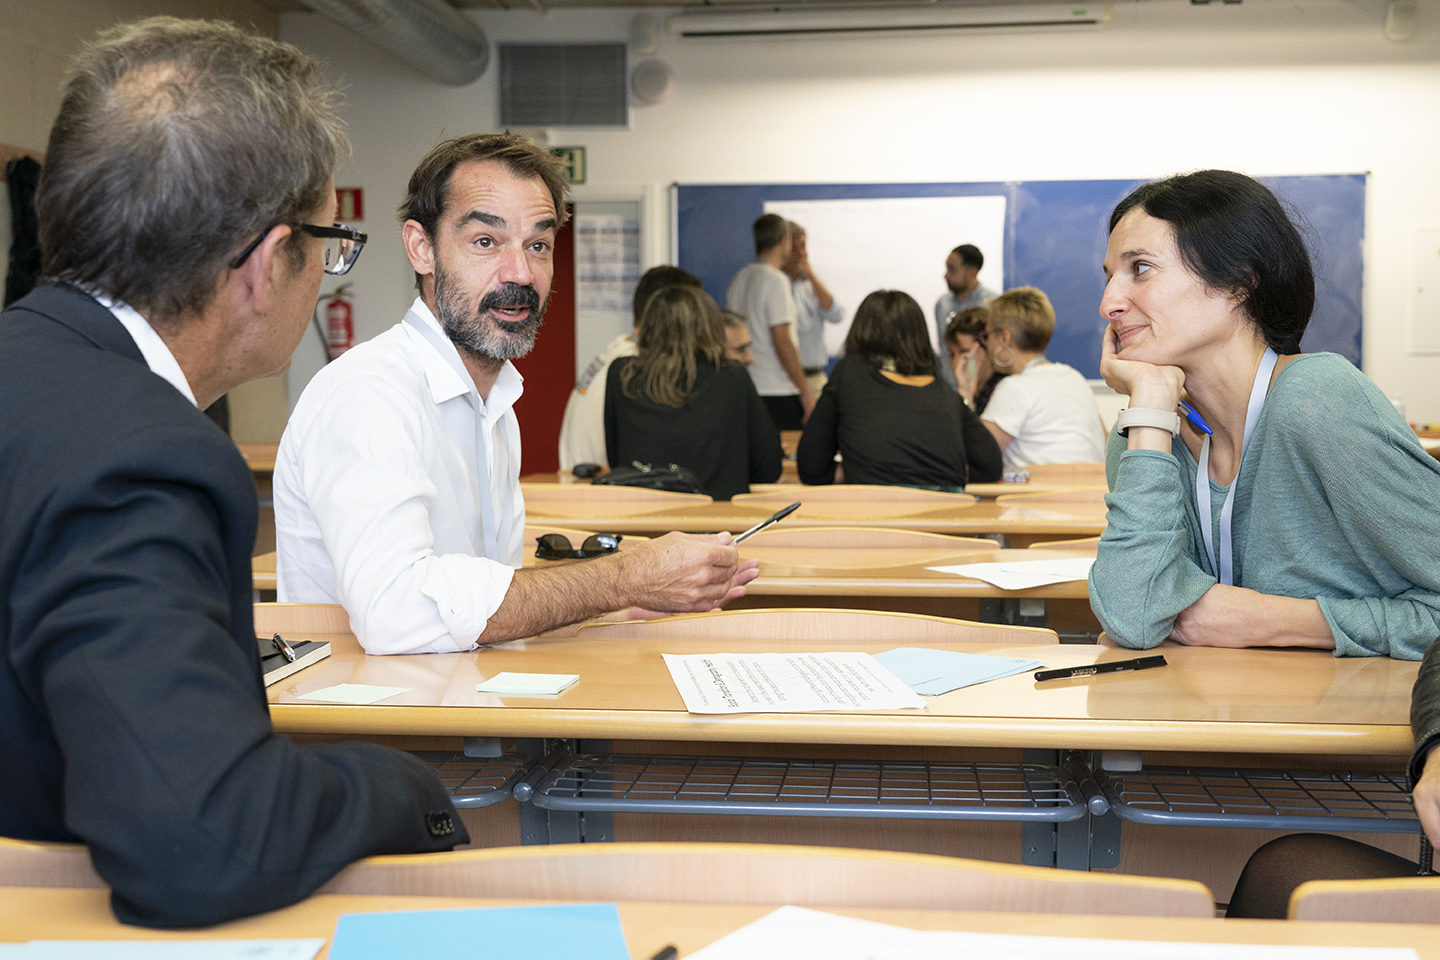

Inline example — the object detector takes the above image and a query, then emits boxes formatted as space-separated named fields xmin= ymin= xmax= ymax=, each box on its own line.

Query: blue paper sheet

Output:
xmin=326 ymin=903 xmax=630 ymax=960
xmin=873 ymin=647 xmax=1044 ymax=696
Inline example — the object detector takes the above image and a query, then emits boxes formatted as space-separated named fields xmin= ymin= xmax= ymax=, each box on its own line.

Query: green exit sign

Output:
xmin=551 ymin=146 xmax=587 ymax=185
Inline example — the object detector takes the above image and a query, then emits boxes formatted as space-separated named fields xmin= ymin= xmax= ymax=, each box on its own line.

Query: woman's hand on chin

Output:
xmin=1101 ymin=325 xmax=1185 ymax=410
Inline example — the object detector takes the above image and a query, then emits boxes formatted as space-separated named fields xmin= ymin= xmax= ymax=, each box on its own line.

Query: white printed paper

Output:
xmin=928 ymin=556 xmax=1095 ymax=590
xmin=688 ymin=906 xmax=1420 ymax=960
xmin=662 ymin=652 xmax=925 ymax=714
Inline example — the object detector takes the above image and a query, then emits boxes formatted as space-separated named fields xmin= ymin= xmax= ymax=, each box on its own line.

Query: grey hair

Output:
xmin=37 ymin=17 xmax=347 ymax=323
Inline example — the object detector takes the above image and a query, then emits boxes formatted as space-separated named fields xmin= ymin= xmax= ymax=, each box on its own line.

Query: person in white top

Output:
xmin=979 ymin=287 xmax=1107 ymax=471
xmin=781 ymin=221 xmax=844 ymax=399
xmin=556 ymin=265 xmax=702 ymax=471
xmin=726 ymin=213 xmax=811 ymax=429
xmin=276 ymin=134 xmax=757 ymax=655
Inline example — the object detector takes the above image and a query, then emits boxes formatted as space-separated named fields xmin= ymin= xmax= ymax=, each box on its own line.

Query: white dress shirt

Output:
xmin=95 ymin=294 xmax=198 ymax=406
xmin=274 ymin=298 xmax=525 ymax=655
xmin=791 ymin=277 xmax=843 ymax=371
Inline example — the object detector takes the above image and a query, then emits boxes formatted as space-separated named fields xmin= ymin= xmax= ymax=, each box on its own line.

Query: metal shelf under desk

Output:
xmin=519 ymin=753 xmax=1090 ymax=822
xmin=414 ymin=752 xmax=534 ymax=809
xmin=1100 ymin=767 xmax=1421 ymax=833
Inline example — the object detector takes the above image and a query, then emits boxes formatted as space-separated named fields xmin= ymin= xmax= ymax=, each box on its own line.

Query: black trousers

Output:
xmin=761 ymin=394 xmax=804 ymax=432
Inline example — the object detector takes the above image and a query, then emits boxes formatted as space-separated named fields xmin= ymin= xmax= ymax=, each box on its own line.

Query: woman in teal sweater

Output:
xmin=1089 ymin=170 xmax=1440 ymax=660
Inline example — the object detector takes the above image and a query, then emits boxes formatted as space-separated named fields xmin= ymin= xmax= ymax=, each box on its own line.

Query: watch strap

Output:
xmin=1117 ymin=407 xmax=1182 ymax=438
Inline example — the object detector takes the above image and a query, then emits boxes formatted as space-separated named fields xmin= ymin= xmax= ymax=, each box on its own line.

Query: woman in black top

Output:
xmin=798 ymin=290 xmax=1002 ymax=489
xmin=604 ymin=286 xmax=782 ymax=500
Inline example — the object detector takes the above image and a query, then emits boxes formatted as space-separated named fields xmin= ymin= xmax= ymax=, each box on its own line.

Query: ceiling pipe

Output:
xmin=298 ymin=0 xmax=490 ymax=86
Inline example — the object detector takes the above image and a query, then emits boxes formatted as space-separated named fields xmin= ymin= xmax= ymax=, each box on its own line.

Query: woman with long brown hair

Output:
xmin=604 ymin=285 xmax=781 ymax=500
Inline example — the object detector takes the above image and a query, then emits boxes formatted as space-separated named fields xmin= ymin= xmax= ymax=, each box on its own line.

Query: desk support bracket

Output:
xmin=515 ymin=739 xmax=614 ymax=845
xmin=1020 ymin=751 xmax=1121 ymax=870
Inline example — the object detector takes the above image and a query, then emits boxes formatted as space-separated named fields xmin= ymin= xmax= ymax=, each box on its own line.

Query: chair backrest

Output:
xmin=1288 ymin=876 xmax=1440 ymax=923
xmin=1026 ymin=536 xmax=1101 ymax=554
xmin=576 ymin=607 xmax=1057 ymax=645
xmin=0 ymin=836 xmax=104 ymax=889
xmin=321 ymin=842 xmax=1213 ymax=917
xmin=253 ymin=602 xmax=352 ymax=636
xmin=743 ymin=526 xmax=998 ymax=550
xmin=522 ymin=483 xmax=711 ymax=514
xmin=734 ymin=485 xmax=976 ymax=508
xmin=1020 ymin=462 xmax=1106 ymax=483
xmin=995 ymin=489 xmax=1107 ymax=507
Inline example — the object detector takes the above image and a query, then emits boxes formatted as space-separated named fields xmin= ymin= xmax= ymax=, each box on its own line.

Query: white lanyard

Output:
xmin=404 ymin=312 xmax=501 ymax=561
xmin=1196 ymin=347 xmax=1277 ymax=585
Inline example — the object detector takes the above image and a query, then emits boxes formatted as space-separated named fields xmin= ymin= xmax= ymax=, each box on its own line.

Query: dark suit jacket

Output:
xmin=0 ymin=286 xmax=468 ymax=928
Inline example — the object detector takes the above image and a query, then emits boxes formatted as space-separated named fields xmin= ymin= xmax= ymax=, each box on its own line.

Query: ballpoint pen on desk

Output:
xmin=649 ymin=946 xmax=679 ymax=960
xmin=1034 ymin=655 xmax=1167 ymax=682
xmin=1178 ymin=400 xmax=1212 ymax=436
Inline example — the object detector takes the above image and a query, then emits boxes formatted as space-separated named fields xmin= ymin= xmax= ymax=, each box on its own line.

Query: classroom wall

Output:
xmin=0 ymin=0 xmax=284 ymax=442
xmin=280 ymin=0 xmax=1440 ymax=423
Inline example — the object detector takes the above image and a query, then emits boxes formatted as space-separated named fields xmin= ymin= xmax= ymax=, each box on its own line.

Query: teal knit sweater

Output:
xmin=1090 ymin=353 xmax=1440 ymax=660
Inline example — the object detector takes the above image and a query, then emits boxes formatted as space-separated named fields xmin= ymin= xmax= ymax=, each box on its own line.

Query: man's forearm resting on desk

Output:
xmin=477 ymin=532 xmax=758 ymax=644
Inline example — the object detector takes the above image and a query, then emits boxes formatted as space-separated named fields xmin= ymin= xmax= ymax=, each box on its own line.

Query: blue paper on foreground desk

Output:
xmin=326 ymin=903 xmax=629 ymax=960
xmin=874 ymin=647 xmax=1043 ymax=696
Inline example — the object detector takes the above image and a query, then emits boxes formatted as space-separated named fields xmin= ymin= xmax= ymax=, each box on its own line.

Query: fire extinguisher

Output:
xmin=324 ymin=284 xmax=354 ymax=358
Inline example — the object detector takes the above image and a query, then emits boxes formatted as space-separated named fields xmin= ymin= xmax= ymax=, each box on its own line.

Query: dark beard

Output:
xmin=434 ymin=264 xmax=548 ymax=361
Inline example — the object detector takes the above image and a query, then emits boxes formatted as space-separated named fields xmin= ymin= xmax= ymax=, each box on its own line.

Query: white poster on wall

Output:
xmin=574 ymin=212 xmax=641 ymax=379
xmin=764 ymin=196 xmax=1007 ymax=358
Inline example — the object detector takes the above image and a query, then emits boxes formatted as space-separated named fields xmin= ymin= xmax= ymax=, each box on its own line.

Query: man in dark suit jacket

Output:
xmin=0 ymin=18 xmax=466 ymax=928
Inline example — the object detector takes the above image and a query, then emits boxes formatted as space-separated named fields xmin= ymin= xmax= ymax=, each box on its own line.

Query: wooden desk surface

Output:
xmin=266 ymin=630 xmax=1416 ymax=756
xmin=741 ymin=546 xmax=1091 ymax=600
xmin=237 ymin=442 xmax=278 ymax=474
xmin=523 ymin=488 xmax=1107 ymax=539
xmin=7 ymin=888 xmax=1440 ymax=958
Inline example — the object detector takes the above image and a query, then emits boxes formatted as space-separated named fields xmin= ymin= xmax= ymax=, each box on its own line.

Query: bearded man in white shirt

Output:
xmin=275 ymin=135 xmax=757 ymax=655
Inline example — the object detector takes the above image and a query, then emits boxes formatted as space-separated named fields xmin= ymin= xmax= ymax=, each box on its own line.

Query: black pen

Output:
xmin=649 ymin=946 xmax=678 ymax=960
xmin=734 ymin=502 xmax=801 ymax=542
xmin=1034 ymin=655 xmax=1166 ymax=682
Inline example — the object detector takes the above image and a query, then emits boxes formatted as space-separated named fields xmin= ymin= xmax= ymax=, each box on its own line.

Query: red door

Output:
xmin=510 ymin=205 xmax=574 ymax=475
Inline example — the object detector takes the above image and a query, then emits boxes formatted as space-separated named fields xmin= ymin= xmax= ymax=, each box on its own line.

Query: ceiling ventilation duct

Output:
xmin=298 ymin=0 xmax=489 ymax=86
xmin=669 ymin=2 xmax=1113 ymax=39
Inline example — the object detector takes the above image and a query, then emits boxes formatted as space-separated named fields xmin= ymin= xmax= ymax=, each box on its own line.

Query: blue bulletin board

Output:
xmin=675 ymin=175 xmax=1365 ymax=378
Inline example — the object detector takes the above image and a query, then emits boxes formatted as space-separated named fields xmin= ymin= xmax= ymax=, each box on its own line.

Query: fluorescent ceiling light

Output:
xmin=669 ymin=3 xmax=1114 ymax=39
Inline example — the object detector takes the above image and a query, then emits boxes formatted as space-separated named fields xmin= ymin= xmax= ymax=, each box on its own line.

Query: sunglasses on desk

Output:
xmin=535 ymin=532 xmax=623 ymax=560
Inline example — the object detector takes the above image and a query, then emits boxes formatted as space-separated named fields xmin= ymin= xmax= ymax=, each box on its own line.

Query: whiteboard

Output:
xmin=764 ymin=195 xmax=1006 ymax=355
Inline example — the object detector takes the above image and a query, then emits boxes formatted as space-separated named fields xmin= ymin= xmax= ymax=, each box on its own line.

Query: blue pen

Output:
xmin=1178 ymin=401 xmax=1212 ymax=435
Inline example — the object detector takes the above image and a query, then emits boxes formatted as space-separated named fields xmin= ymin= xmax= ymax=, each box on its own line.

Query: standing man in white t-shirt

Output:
xmin=979 ymin=287 xmax=1107 ymax=470
xmin=727 ymin=214 xmax=811 ymax=429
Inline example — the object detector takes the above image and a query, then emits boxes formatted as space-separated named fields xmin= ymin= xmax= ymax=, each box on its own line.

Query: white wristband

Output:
xmin=1117 ymin=407 xmax=1182 ymax=438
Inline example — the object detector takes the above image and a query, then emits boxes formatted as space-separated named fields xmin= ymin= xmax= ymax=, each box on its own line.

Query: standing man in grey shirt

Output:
xmin=933 ymin=244 xmax=998 ymax=389
xmin=783 ymin=220 xmax=844 ymax=400
xmin=727 ymin=214 xmax=811 ymax=429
